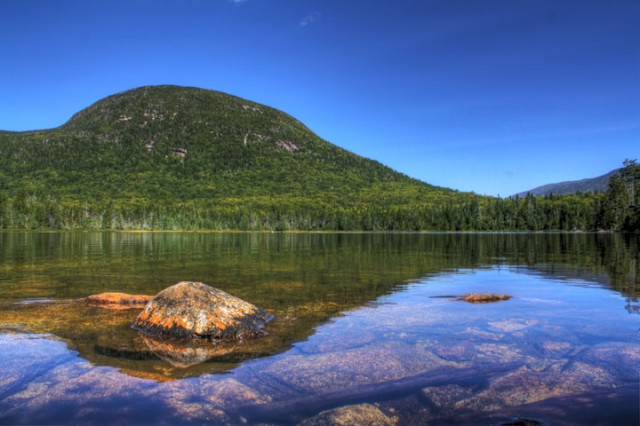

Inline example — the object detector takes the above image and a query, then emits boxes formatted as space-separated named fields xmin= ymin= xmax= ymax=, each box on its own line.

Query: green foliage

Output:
xmin=597 ymin=159 xmax=640 ymax=232
xmin=0 ymin=86 xmax=634 ymax=232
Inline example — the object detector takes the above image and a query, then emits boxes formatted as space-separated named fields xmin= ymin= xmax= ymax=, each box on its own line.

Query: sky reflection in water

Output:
xmin=0 ymin=232 xmax=638 ymax=425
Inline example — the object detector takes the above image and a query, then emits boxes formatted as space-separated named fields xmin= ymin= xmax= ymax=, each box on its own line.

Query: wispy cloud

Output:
xmin=228 ymin=0 xmax=247 ymax=4
xmin=299 ymin=11 xmax=322 ymax=28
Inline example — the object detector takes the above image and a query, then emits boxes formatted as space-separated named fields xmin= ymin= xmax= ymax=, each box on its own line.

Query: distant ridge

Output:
xmin=515 ymin=169 xmax=619 ymax=197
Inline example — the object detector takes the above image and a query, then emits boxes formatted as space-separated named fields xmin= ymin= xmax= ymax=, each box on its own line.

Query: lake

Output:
xmin=0 ymin=232 xmax=638 ymax=425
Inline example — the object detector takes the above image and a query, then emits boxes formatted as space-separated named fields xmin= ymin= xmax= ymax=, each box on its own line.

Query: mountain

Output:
xmin=515 ymin=169 xmax=619 ymax=198
xmin=0 ymin=85 xmax=468 ymax=230
xmin=2 ymin=85 xmax=619 ymax=232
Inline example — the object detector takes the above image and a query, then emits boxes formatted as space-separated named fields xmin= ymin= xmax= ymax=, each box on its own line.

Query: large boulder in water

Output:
xmin=133 ymin=281 xmax=272 ymax=340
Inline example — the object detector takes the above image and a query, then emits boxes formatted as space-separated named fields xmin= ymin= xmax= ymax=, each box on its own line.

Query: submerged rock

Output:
xmin=499 ymin=418 xmax=542 ymax=426
xmin=298 ymin=403 xmax=397 ymax=426
xmin=133 ymin=281 xmax=273 ymax=341
xmin=489 ymin=319 xmax=538 ymax=332
xmin=460 ymin=293 xmax=511 ymax=304
xmin=84 ymin=293 xmax=153 ymax=309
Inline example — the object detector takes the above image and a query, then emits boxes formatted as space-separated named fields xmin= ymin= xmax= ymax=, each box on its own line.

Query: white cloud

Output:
xmin=299 ymin=11 xmax=321 ymax=28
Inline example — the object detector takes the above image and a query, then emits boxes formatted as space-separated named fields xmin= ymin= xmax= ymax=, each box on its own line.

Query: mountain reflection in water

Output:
xmin=0 ymin=232 xmax=638 ymax=425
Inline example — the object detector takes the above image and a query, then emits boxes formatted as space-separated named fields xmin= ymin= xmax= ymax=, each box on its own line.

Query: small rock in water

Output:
xmin=460 ymin=293 xmax=511 ymax=304
xmin=84 ymin=292 xmax=153 ymax=309
xmin=133 ymin=281 xmax=273 ymax=341
xmin=298 ymin=403 xmax=397 ymax=426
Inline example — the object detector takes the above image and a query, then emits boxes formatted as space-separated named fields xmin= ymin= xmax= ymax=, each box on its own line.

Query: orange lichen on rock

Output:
xmin=460 ymin=293 xmax=511 ymax=304
xmin=212 ymin=317 xmax=227 ymax=331
xmin=84 ymin=293 xmax=153 ymax=309
xmin=132 ymin=281 xmax=273 ymax=341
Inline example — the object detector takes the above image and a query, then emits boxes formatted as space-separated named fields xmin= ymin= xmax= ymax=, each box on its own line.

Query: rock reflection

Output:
xmin=140 ymin=335 xmax=238 ymax=368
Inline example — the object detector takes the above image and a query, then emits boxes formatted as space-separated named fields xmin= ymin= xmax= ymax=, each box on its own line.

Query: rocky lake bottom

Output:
xmin=0 ymin=232 xmax=638 ymax=425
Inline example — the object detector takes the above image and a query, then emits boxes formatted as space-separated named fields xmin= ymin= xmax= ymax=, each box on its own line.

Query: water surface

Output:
xmin=0 ymin=232 xmax=638 ymax=425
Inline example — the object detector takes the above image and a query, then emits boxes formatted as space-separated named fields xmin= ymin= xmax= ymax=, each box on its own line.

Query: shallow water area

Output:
xmin=0 ymin=232 xmax=638 ymax=425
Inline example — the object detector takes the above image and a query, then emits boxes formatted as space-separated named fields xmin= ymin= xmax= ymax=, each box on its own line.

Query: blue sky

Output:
xmin=1 ymin=0 xmax=638 ymax=196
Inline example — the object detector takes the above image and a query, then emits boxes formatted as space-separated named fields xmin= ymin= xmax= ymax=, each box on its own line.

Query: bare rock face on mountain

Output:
xmin=133 ymin=281 xmax=273 ymax=341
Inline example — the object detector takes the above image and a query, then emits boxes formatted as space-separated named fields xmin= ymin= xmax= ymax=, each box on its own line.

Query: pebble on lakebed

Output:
xmin=133 ymin=281 xmax=273 ymax=341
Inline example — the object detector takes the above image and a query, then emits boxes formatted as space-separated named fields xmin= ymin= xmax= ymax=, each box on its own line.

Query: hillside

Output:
xmin=1 ymin=85 xmax=629 ymax=232
xmin=0 ymin=85 xmax=468 ymax=230
xmin=515 ymin=169 xmax=619 ymax=197
xmin=1 ymin=85 xmax=439 ymax=199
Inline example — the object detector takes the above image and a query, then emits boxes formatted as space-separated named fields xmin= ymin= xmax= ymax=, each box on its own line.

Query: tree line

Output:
xmin=0 ymin=160 xmax=638 ymax=232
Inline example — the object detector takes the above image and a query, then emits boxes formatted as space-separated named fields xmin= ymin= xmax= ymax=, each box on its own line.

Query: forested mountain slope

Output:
xmin=0 ymin=85 xmax=635 ymax=232
xmin=1 ymin=85 xmax=448 ymax=203
xmin=0 ymin=85 xmax=465 ymax=229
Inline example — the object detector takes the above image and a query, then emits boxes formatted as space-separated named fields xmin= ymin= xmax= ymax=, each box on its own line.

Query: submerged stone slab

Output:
xmin=460 ymin=293 xmax=511 ymax=304
xmin=84 ymin=293 xmax=153 ymax=309
xmin=133 ymin=281 xmax=273 ymax=341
